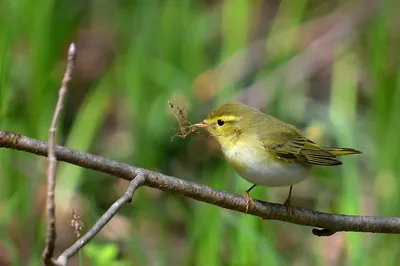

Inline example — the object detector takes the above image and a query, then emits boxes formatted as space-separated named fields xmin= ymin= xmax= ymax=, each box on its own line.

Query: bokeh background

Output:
xmin=0 ymin=0 xmax=398 ymax=265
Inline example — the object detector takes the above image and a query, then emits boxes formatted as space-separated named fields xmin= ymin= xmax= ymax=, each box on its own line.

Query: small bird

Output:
xmin=193 ymin=102 xmax=361 ymax=215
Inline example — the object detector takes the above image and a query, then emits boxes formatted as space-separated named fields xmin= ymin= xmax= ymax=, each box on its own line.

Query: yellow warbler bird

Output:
xmin=193 ymin=102 xmax=361 ymax=215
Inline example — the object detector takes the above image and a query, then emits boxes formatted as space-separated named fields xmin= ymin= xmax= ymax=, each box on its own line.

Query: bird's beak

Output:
xmin=192 ymin=121 xmax=208 ymax=128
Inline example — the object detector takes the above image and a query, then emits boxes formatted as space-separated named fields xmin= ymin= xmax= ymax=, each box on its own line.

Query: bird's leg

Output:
xmin=244 ymin=184 xmax=257 ymax=213
xmin=283 ymin=186 xmax=293 ymax=218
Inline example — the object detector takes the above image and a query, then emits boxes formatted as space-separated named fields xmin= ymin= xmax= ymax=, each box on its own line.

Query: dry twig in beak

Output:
xmin=168 ymin=101 xmax=198 ymax=138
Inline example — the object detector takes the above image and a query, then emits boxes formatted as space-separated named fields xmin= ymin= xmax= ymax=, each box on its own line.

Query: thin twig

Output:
xmin=168 ymin=101 xmax=198 ymax=139
xmin=53 ymin=172 xmax=145 ymax=265
xmin=42 ymin=43 xmax=76 ymax=266
xmin=1 ymin=131 xmax=400 ymax=236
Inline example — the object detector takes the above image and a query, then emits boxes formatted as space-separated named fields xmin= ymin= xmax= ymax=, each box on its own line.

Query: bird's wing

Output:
xmin=261 ymin=133 xmax=342 ymax=166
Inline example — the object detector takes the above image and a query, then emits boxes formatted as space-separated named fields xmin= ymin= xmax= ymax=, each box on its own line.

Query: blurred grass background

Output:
xmin=0 ymin=0 xmax=398 ymax=265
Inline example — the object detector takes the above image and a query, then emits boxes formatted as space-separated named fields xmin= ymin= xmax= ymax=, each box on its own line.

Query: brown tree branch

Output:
xmin=53 ymin=172 xmax=146 ymax=265
xmin=42 ymin=43 xmax=76 ymax=266
xmin=1 ymin=130 xmax=400 ymax=236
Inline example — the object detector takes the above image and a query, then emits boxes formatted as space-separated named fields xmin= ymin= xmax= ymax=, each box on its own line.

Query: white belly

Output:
xmin=223 ymin=142 xmax=310 ymax=187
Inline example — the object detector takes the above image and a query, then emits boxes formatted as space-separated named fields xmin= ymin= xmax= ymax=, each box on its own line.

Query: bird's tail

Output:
xmin=323 ymin=147 xmax=362 ymax=156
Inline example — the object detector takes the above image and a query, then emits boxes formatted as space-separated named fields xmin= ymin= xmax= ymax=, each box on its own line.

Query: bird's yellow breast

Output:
xmin=220 ymin=134 xmax=311 ymax=187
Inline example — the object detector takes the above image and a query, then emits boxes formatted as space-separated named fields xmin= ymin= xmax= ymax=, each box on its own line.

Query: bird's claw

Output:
xmin=284 ymin=198 xmax=293 ymax=219
xmin=244 ymin=192 xmax=255 ymax=213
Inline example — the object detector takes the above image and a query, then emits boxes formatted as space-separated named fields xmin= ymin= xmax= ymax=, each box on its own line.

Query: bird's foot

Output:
xmin=244 ymin=192 xmax=255 ymax=213
xmin=283 ymin=197 xmax=293 ymax=219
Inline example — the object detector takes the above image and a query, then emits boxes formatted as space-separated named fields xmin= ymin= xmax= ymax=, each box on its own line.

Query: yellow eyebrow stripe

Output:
xmin=219 ymin=115 xmax=241 ymax=122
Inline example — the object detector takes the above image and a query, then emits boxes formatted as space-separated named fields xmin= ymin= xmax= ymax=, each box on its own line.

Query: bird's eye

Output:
xmin=217 ymin=119 xmax=225 ymax=126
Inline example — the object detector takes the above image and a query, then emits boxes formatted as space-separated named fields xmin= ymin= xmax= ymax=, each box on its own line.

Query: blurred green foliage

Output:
xmin=0 ymin=0 xmax=399 ymax=265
